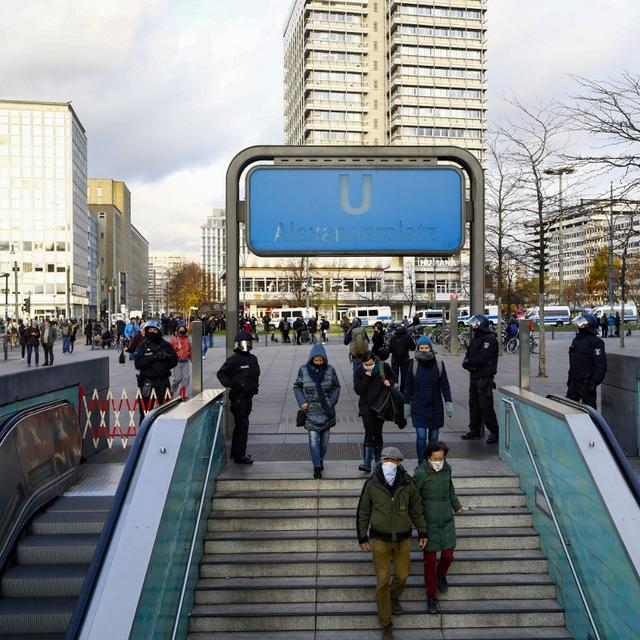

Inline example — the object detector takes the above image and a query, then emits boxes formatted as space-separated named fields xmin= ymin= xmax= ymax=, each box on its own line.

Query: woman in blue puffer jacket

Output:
xmin=293 ymin=344 xmax=341 ymax=478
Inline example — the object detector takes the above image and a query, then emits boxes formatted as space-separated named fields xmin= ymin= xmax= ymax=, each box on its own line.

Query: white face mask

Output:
xmin=382 ymin=461 xmax=398 ymax=484
xmin=363 ymin=363 xmax=375 ymax=372
xmin=430 ymin=459 xmax=444 ymax=472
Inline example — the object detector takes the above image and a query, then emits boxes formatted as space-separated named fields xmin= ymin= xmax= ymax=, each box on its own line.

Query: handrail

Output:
xmin=0 ymin=399 xmax=76 ymax=445
xmin=501 ymin=397 xmax=601 ymax=640
xmin=170 ymin=396 xmax=225 ymax=640
xmin=547 ymin=394 xmax=640 ymax=506
xmin=66 ymin=397 xmax=182 ymax=640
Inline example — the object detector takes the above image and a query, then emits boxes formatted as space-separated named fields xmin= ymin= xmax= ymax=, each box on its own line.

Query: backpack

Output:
xmin=391 ymin=334 xmax=408 ymax=358
xmin=349 ymin=327 xmax=369 ymax=357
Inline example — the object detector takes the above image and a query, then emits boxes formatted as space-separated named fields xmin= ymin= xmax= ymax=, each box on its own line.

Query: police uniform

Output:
xmin=567 ymin=331 xmax=607 ymax=410
xmin=462 ymin=329 xmax=499 ymax=440
xmin=217 ymin=339 xmax=261 ymax=463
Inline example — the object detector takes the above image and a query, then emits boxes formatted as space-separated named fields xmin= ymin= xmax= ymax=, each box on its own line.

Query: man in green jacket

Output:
xmin=356 ymin=446 xmax=428 ymax=640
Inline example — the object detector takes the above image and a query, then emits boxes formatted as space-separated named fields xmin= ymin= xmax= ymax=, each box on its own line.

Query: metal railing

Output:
xmin=501 ymin=397 xmax=601 ymax=640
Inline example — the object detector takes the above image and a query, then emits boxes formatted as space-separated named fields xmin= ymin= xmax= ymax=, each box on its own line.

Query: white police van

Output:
xmin=524 ymin=305 xmax=571 ymax=326
xmin=415 ymin=309 xmax=444 ymax=327
xmin=347 ymin=306 xmax=393 ymax=327
xmin=270 ymin=307 xmax=317 ymax=330
xmin=457 ymin=306 xmax=499 ymax=326
xmin=591 ymin=303 xmax=638 ymax=323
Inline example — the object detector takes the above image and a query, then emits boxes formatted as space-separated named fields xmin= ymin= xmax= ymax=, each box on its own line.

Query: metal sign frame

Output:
xmin=225 ymin=145 xmax=485 ymax=355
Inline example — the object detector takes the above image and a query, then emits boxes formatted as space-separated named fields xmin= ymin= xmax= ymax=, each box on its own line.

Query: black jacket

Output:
xmin=568 ymin=331 xmax=607 ymax=387
xmin=390 ymin=332 xmax=415 ymax=361
xmin=463 ymin=331 xmax=498 ymax=378
xmin=134 ymin=337 xmax=178 ymax=380
xmin=353 ymin=362 xmax=396 ymax=417
xmin=217 ymin=351 xmax=261 ymax=396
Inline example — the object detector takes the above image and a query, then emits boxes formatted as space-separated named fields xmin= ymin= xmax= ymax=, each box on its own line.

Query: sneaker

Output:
xmin=461 ymin=431 xmax=481 ymax=440
xmin=486 ymin=433 xmax=499 ymax=444
xmin=381 ymin=624 xmax=394 ymax=640
xmin=427 ymin=597 xmax=440 ymax=614
xmin=391 ymin=598 xmax=403 ymax=615
xmin=437 ymin=576 xmax=448 ymax=593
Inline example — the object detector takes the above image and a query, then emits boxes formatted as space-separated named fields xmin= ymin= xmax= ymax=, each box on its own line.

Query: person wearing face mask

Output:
xmin=170 ymin=321 xmax=192 ymax=400
xmin=217 ymin=331 xmax=261 ymax=464
xmin=357 ymin=447 xmax=428 ymax=640
xmin=134 ymin=319 xmax=178 ymax=423
xmin=293 ymin=343 xmax=341 ymax=478
xmin=354 ymin=351 xmax=396 ymax=472
xmin=413 ymin=441 xmax=464 ymax=615
xmin=404 ymin=336 xmax=453 ymax=465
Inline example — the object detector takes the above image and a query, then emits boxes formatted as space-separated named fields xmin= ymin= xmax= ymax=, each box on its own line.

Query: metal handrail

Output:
xmin=170 ymin=397 xmax=225 ymax=639
xmin=501 ymin=397 xmax=601 ymax=640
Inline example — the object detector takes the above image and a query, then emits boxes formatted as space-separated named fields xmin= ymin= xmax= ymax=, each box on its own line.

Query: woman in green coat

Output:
xmin=413 ymin=441 xmax=464 ymax=614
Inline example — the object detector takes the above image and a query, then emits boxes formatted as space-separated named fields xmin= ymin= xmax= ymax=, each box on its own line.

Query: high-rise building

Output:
xmin=87 ymin=179 xmax=149 ymax=318
xmin=148 ymin=251 xmax=199 ymax=315
xmin=283 ymin=0 xmax=487 ymax=306
xmin=0 ymin=100 xmax=93 ymax=319
xmin=201 ymin=209 xmax=231 ymax=303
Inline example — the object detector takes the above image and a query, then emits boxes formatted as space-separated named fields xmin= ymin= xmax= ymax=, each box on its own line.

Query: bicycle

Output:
xmin=505 ymin=334 xmax=539 ymax=354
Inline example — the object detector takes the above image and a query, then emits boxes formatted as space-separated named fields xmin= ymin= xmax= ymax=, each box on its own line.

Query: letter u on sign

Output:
xmin=339 ymin=174 xmax=372 ymax=216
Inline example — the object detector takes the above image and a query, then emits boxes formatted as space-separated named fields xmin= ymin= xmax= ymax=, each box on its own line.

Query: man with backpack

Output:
xmin=345 ymin=317 xmax=370 ymax=370
xmin=389 ymin=325 xmax=416 ymax=393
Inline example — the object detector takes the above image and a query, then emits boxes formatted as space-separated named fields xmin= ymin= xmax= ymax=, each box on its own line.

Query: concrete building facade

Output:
xmin=201 ymin=209 xmax=227 ymax=303
xmin=0 ymin=100 xmax=93 ymax=319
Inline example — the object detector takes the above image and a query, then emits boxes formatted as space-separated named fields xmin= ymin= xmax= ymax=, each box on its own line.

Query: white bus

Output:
xmin=591 ymin=303 xmax=638 ymax=323
xmin=269 ymin=307 xmax=317 ymax=329
xmin=347 ymin=306 xmax=393 ymax=327
xmin=457 ymin=306 xmax=499 ymax=326
xmin=415 ymin=309 xmax=444 ymax=327
xmin=524 ymin=305 xmax=571 ymax=326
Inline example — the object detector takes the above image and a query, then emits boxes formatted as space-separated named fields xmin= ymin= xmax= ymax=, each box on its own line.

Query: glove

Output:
xmin=403 ymin=403 xmax=411 ymax=419
xmin=446 ymin=402 xmax=454 ymax=418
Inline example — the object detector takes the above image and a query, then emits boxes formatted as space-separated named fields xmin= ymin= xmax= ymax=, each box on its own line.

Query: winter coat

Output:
xmin=353 ymin=362 xmax=396 ymax=417
xmin=24 ymin=325 xmax=40 ymax=346
xmin=404 ymin=358 xmax=452 ymax=429
xmin=170 ymin=334 xmax=192 ymax=361
xmin=463 ymin=331 xmax=498 ymax=378
xmin=40 ymin=324 xmax=57 ymax=346
xmin=371 ymin=331 xmax=385 ymax=356
xmin=357 ymin=464 xmax=428 ymax=544
xmin=413 ymin=460 xmax=461 ymax=552
xmin=293 ymin=344 xmax=341 ymax=432
xmin=134 ymin=337 xmax=178 ymax=380
xmin=390 ymin=331 xmax=415 ymax=362
xmin=216 ymin=350 xmax=260 ymax=396
xmin=568 ymin=331 xmax=607 ymax=387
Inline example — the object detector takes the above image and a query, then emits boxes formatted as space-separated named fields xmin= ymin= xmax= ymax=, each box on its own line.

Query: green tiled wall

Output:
xmin=499 ymin=393 xmax=640 ymax=640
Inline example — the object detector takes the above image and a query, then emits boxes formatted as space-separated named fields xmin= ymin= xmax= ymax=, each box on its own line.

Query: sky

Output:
xmin=1 ymin=0 xmax=639 ymax=252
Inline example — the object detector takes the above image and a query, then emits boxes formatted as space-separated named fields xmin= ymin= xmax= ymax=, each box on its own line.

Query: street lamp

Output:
xmin=544 ymin=167 xmax=575 ymax=305
xmin=10 ymin=245 xmax=19 ymax=320
xmin=0 ymin=272 xmax=9 ymax=325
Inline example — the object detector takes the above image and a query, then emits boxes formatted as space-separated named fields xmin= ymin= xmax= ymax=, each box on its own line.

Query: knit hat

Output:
xmin=417 ymin=335 xmax=433 ymax=349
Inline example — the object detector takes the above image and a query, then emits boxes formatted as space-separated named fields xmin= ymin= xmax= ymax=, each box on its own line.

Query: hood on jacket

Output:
xmin=308 ymin=343 xmax=328 ymax=365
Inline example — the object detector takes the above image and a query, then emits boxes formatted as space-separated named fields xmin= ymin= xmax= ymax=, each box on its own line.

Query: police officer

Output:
xmin=461 ymin=315 xmax=499 ymax=444
xmin=134 ymin=319 xmax=178 ymax=422
xmin=567 ymin=313 xmax=607 ymax=410
xmin=217 ymin=331 xmax=261 ymax=464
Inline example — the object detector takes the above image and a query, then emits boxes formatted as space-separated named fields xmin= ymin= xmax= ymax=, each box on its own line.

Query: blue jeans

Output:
xmin=208 ymin=334 xmax=214 ymax=347
xmin=202 ymin=336 xmax=209 ymax=356
xmin=308 ymin=429 xmax=330 ymax=468
xmin=62 ymin=336 xmax=71 ymax=353
xmin=415 ymin=427 xmax=440 ymax=465
xmin=391 ymin=358 xmax=410 ymax=394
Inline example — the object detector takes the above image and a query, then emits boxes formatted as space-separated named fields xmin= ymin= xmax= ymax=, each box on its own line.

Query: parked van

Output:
xmin=591 ymin=303 xmax=638 ymax=323
xmin=270 ymin=307 xmax=317 ymax=330
xmin=524 ymin=305 xmax=571 ymax=326
xmin=457 ymin=305 xmax=499 ymax=326
xmin=414 ymin=309 xmax=444 ymax=327
xmin=346 ymin=306 xmax=393 ymax=327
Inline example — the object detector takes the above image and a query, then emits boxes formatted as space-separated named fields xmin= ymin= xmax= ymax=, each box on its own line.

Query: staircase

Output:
xmin=189 ymin=462 xmax=572 ymax=639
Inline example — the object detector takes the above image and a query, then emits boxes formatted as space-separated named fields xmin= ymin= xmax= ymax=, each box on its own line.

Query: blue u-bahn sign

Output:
xmin=246 ymin=167 xmax=464 ymax=256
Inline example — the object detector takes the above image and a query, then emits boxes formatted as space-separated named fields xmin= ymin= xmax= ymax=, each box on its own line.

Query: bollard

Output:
xmin=551 ymin=328 xmax=555 ymax=340
xmin=192 ymin=320 xmax=203 ymax=396
xmin=518 ymin=319 xmax=530 ymax=391
xmin=449 ymin=299 xmax=459 ymax=356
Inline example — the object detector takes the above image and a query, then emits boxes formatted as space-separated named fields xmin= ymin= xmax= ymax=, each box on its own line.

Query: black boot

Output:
xmin=437 ymin=576 xmax=448 ymax=593
xmin=461 ymin=431 xmax=481 ymax=440
xmin=486 ymin=433 xmax=499 ymax=444
xmin=313 ymin=466 xmax=322 ymax=479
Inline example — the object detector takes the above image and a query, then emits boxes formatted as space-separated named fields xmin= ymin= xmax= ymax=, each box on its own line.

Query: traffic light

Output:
xmin=23 ymin=296 xmax=31 ymax=314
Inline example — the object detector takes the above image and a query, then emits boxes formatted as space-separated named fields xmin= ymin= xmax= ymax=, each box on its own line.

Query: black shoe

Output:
xmin=427 ymin=597 xmax=440 ymax=614
xmin=320 ymin=462 xmax=324 ymax=471
xmin=313 ymin=467 xmax=322 ymax=479
xmin=391 ymin=598 xmax=403 ymax=615
xmin=486 ymin=433 xmax=499 ymax=445
xmin=232 ymin=455 xmax=253 ymax=465
xmin=358 ymin=462 xmax=371 ymax=472
xmin=461 ymin=431 xmax=481 ymax=440
xmin=437 ymin=576 xmax=448 ymax=593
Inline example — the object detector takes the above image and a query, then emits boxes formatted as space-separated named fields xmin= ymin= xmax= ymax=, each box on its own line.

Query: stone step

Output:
xmin=200 ymin=549 xmax=548 ymax=578
xmin=189 ymin=599 xmax=565 ymax=633
xmin=204 ymin=527 xmax=540 ymax=554
xmin=194 ymin=573 xmax=556 ymax=605
xmin=215 ymin=475 xmax=521 ymax=493
xmin=211 ymin=488 xmax=526 ymax=511
xmin=208 ymin=507 xmax=534 ymax=532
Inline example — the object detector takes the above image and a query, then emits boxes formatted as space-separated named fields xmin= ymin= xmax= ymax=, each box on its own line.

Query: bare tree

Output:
xmin=614 ymin=202 xmax=640 ymax=346
xmin=500 ymin=98 xmax=568 ymax=376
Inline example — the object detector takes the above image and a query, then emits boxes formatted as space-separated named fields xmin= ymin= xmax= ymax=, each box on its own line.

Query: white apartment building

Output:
xmin=0 ymin=100 xmax=93 ymax=319
xmin=201 ymin=209 xmax=229 ymax=303
xmin=282 ymin=0 xmax=487 ymax=310
xmin=148 ymin=251 xmax=199 ymax=315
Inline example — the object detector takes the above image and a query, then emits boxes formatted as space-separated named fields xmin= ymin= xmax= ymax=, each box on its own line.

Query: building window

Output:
xmin=96 ymin=186 xmax=102 ymax=197
xmin=47 ymin=264 xmax=55 ymax=272
xmin=99 ymin=212 xmax=106 ymax=219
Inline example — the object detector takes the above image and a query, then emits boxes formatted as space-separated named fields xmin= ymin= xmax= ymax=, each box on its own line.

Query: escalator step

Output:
xmin=45 ymin=496 xmax=113 ymax=513
xmin=1 ymin=564 xmax=89 ymax=598
xmin=16 ymin=535 xmax=99 ymax=565
xmin=0 ymin=635 xmax=65 ymax=639
xmin=31 ymin=510 xmax=107 ymax=535
xmin=0 ymin=597 xmax=75 ymax=634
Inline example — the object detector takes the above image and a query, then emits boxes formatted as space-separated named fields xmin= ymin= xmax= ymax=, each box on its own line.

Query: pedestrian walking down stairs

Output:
xmin=187 ymin=457 xmax=571 ymax=640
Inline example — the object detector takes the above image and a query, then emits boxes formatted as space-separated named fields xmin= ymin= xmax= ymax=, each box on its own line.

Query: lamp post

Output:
xmin=544 ymin=167 xmax=575 ymax=305
xmin=1 ymin=273 xmax=9 ymax=325
xmin=10 ymin=245 xmax=19 ymax=320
